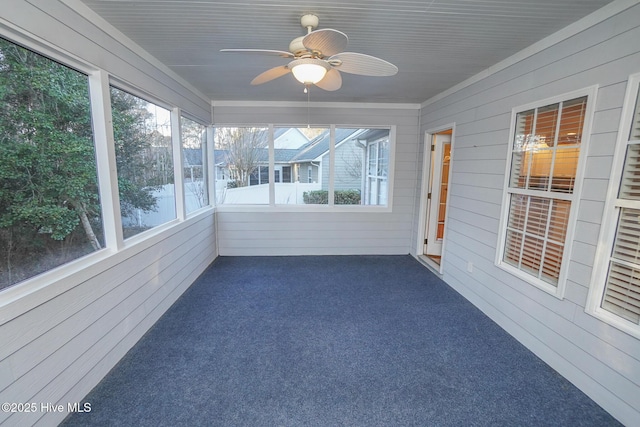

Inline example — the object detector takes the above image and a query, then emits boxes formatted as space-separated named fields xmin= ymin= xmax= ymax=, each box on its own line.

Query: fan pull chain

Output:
xmin=306 ymin=84 xmax=311 ymax=128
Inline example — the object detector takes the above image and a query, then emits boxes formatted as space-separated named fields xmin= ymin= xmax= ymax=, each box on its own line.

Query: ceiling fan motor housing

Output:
xmin=289 ymin=36 xmax=307 ymax=56
xmin=300 ymin=14 xmax=319 ymax=30
xmin=290 ymin=14 xmax=320 ymax=55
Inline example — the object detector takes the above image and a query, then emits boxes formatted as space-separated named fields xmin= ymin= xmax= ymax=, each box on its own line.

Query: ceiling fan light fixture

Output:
xmin=289 ymin=58 xmax=330 ymax=85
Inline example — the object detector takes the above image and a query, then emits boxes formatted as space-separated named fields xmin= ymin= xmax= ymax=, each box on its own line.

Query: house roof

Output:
xmin=214 ymin=128 xmax=363 ymax=166
xmin=183 ymin=148 xmax=203 ymax=167
xmin=290 ymin=128 xmax=361 ymax=162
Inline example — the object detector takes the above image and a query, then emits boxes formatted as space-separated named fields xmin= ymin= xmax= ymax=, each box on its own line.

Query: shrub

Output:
xmin=303 ymin=190 xmax=361 ymax=205
xmin=303 ymin=190 xmax=328 ymax=204
xmin=335 ymin=190 xmax=361 ymax=205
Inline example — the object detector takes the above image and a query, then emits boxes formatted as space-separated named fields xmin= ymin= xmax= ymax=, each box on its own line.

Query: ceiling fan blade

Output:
xmin=251 ymin=66 xmax=291 ymax=85
xmin=221 ymin=49 xmax=294 ymax=58
xmin=303 ymin=29 xmax=348 ymax=57
xmin=315 ymin=68 xmax=342 ymax=91
xmin=329 ymin=52 xmax=398 ymax=76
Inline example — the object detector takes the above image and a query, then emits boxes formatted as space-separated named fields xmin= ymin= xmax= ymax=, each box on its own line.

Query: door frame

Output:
xmin=425 ymin=133 xmax=451 ymax=256
xmin=416 ymin=124 xmax=456 ymax=274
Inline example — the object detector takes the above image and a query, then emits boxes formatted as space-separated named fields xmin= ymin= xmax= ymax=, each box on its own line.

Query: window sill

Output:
xmin=213 ymin=204 xmax=392 ymax=213
xmin=586 ymin=306 xmax=640 ymax=340
xmin=0 ymin=207 xmax=214 ymax=323
xmin=495 ymin=261 xmax=565 ymax=299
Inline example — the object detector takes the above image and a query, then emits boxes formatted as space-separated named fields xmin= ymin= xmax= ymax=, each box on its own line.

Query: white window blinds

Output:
xmin=619 ymin=143 xmax=640 ymax=200
xmin=602 ymin=141 xmax=640 ymax=323
xmin=501 ymin=95 xmax=588 ymax=291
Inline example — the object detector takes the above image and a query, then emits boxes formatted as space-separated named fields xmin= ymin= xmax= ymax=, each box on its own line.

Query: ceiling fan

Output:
xmin=221 ymin=14 xmax=398 ymax=92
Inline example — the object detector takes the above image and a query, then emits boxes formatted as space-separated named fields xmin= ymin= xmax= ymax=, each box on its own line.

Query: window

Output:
xmin=0 ymin=38 xmax=102 ymax=290
xmin=275 ymin=126 xmax=327 ymax=205
xmin=213 ymin=125 xmax=393 ymax=207
xmin=282 ymin=166 xmax=292 ymax=183
xmin=181 ymin=116 xmax=208 ymax=214
xmin=214 ymin=127 xmax=269 ymax=204
xmin=588 ymin=75 xmax=640 ymax=337
xmin=259 ymin=166 xmax=270 ymax=185
xmin=498 ymin=91 xmax=593 ymax=295
xmin=365 ymin=134 xmax=390 ymax=205
xmin=334 ymin=128 xmax=391 ymax=205
xmin=110 ymin=87 xmax=176 ymax=237
xmin=249 ymin=165 xmax=270 ymax=186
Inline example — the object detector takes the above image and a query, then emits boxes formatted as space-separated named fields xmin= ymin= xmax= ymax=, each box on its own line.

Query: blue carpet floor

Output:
xmin=62 ymin=255 xmax=620 ymax=426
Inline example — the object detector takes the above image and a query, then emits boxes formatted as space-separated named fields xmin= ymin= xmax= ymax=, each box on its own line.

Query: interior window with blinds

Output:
xmin=600 ymin=85 xmax=640 ymax=324
xmin=501 ymin=95 xmax=588 ymax=290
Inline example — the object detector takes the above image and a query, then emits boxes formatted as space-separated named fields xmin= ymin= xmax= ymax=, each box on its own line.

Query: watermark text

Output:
xmin=2 ymin=402 xmax=91 ymax=414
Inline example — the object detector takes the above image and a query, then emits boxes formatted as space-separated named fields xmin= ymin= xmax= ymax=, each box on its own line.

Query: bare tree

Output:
xmin=341 ymin=141 xmax=364 ymax=180
xmin=215 ymin=127 xmax=268 ymax=187
xmin=186 ymin=180 xmax=207 ymax=209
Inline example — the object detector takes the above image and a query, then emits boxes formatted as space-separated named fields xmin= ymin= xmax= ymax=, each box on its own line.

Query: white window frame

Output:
xmin=108 ymin=84 xmax=179 ymax=241
xmin=179 ymin=113 xmax=210 ymax=216
xmin=282 ymin=165 xmax=292 ymax=183
xmin=364 ymin=136 xmax=390 ymax=205
xmin=0 ymin=19 xmax=214 ymax=319
xmin=213 ymin=124 xmax=395 ymax=212
xmin=0 ymin=31 xmax=118 ymax=298
xmin=587 ymin=73 xmax=640 ymax=339
xmin=496 ymin=86 xmax=597 ymax=298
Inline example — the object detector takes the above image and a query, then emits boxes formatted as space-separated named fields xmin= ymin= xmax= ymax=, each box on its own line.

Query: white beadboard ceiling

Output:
xmin=77 ymin=0 xmax=615 ymax=104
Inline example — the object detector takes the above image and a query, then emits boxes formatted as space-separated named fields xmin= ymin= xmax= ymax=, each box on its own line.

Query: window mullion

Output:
xmin=538 ymin=198 xmax=556 ymax=280
xmin=609 ymin=255 xmax=640 ymax=271
xmin=89 ymin=69 xmax=124 ymax=250
xmin=328 ymin=125 xmax=336 ymax=206
xmin=172 ymin=108 xmax=186 ymax=220
xmin=268 ymin=125 xmax=275 ymax=206
xmin=615 ymin=199 xmax=640 ymax=209
xmin=509 ymin=187 xmax=574 ymax=201
xmin=516 ymin=195 xmax=532 ymax=271
xmin=547 ymin=101 xmax=564 ymax=192
xmin=524 ymin=109 xmax=539 ymax=190
xmin=207 ymin=126 xmax=216 ymax=206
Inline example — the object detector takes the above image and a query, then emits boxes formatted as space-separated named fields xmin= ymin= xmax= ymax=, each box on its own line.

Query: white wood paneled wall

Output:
xmin=0 ymin=214 xmax=216 ymax=427
xmin=418 ymin=4 xmax=640 ymax=425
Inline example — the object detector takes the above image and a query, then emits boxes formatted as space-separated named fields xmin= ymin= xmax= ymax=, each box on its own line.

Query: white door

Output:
xmin=424 ymin=133 xmax=451 ymax=256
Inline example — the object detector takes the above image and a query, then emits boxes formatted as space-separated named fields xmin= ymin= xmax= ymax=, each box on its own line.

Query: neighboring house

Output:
xmin=289 ymin=128 xmax=362 ymax=186
xmin=214 ymin=127 xmax=308 ymax=187
xmin=273 ymin=127 xmax=309 ymax=149
xmin=214 ymin=127 xmax=390 ymax=205
xmin=183 ymin=147 xmax=203 ymax=182
xmin=251 ymin=148 xmax=299 ymax=185
xmin=289 ymin=127 xmax=390 ymax=205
